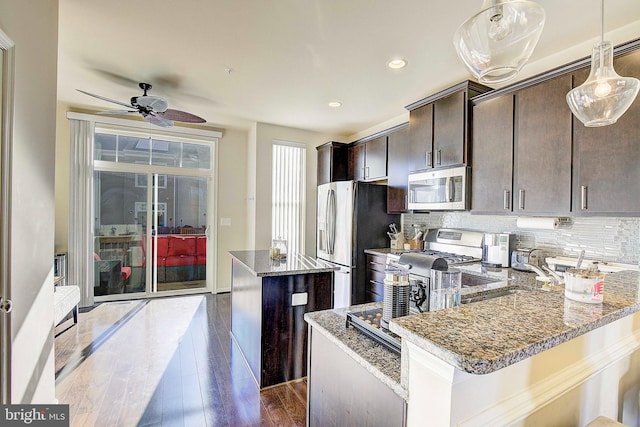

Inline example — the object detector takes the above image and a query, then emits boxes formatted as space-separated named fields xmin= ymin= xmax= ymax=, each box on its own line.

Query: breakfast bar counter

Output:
xmin=304 ymin=270 xmax=640 ymax=426
xmin=391 ymin=270 xmax=640 ymax=375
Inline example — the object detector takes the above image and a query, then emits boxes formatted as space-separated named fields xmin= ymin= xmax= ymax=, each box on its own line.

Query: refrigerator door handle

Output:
xmin=328 ymin=189 xmax=337 ymax=254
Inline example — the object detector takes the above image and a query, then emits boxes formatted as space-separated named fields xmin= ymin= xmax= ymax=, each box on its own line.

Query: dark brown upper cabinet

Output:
xmin=406 ymin=81 xmax=491 ymax=173
xmin=514 ymin=74 xmax=573 ymax=215
xmin=316 ymin=141 xmax=348 ymax=185
xmin=471 ymin=94 xmax=515 ymax=213
xmin=572 ymin=49 xmax=640 ymax=215
xmin=348 ymin=135 xmax=387 ymax=181
xmin=407 ymin=103 xmax=433 ymax=172
xmin=386 ymin=124 xmax=410 ymax=213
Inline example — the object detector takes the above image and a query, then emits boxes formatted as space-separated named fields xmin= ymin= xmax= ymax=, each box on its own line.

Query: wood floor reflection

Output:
xmin=54 ymin=293 xmax=307 ymax=426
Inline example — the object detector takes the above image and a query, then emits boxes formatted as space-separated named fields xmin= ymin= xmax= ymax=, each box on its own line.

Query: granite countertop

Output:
xmin=390 ymin=270 xmax=640 ymax=375
xmin=304 ymin=303 xmax=406 ymax=399
xmin=229 ymin=250 xmax=339 ymax=277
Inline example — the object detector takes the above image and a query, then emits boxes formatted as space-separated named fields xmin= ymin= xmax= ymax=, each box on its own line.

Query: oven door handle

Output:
xmin=388 ymin=261 xmax=411 ymax=270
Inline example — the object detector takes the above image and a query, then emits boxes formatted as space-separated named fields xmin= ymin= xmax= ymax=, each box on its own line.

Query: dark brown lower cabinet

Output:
xmin=366 ymin=253 xmax=386 ymax=302
xmin=231 ymin=260 xmax=333 ymax=388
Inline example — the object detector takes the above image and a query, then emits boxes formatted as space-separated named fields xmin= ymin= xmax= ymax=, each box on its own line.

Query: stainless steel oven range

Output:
xmin=387 ymin=228 xmax=484 ymax=314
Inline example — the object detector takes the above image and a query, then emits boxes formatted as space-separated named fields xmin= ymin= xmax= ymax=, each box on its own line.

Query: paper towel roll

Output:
xmin=516 ymin=217 xmax=560 ymax=230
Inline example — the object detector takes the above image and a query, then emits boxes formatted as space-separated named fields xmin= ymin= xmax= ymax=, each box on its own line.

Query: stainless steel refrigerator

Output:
xmin=317 ymin=181 xmax=399 ymax=308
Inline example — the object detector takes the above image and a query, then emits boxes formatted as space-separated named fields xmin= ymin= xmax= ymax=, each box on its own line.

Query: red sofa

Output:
xmin=142 ymin=235 xmax=206 ymax=282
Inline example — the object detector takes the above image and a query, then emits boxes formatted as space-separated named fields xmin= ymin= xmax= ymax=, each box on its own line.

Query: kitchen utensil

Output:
xmin=575 ymin=250 xmax=585 ymax=269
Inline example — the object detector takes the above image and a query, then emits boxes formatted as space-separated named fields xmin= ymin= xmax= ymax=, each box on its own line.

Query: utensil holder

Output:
xmin=409 ymin=239 xmax=423 ymax=250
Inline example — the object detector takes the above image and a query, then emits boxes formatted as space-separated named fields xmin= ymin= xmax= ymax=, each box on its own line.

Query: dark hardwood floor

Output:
xmin=54 ymin=293 xmax=307 ymax=427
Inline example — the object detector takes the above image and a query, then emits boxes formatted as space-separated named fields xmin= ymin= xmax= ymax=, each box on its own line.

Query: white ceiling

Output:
xmin=57 ymin=0 xmax=640 ymax=137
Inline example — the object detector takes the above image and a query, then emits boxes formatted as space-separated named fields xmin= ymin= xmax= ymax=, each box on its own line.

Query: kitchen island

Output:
xmin=305 ymin=269 xmax=640 ymax=426
xmin=229 ymin=250 xmax=337 ymax=388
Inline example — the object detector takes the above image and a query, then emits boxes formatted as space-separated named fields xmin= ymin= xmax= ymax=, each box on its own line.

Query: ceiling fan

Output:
xmin=77 ymin=82 xmax=206 ymax=128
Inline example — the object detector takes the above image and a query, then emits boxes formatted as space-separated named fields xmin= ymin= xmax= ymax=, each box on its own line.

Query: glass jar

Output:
xmin=270 ymin=238 xmax=288 ymax=260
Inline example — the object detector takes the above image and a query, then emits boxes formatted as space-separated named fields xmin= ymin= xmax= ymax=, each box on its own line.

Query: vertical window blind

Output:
xmin=272 ymin=141 xmax=306 ymax=255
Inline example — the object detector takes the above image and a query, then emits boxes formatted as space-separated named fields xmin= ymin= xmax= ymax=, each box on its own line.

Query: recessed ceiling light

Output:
xmin=388 ymin=59 xmax=408 ymax=69
xmin=328 ymin=101 xmax=342 ymax=108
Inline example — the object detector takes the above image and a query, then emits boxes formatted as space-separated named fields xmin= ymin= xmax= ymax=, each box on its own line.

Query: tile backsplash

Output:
xmin=401 ymin=212 xmax=639 ymax=266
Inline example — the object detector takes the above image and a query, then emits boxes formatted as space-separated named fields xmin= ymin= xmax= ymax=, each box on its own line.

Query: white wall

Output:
xmin=216 ymin=127 xmax=248 ymax=291
xmin=0 ymin=0 xmax=58 ymax=403
xmin=247 ymin=122 xmax=344 ymax=255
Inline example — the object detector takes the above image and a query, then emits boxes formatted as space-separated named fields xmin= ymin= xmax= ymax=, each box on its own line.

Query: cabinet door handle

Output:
xmin=365 ymin=166 xmax=370 ymax=179
xmin=436 ymin=149 xmax=442 ymax=166
xmin=503 ymin=190 xmax=511 ymax=210
xmin=361 ymin=166 xmax=366 ymax=179
xmin=519 ymin=189 xmax=525 ymax=210
xmin=581 ymin=186 xmax=588 ymax=210
xmin=426 ymin=151 xmax=432 ymax=167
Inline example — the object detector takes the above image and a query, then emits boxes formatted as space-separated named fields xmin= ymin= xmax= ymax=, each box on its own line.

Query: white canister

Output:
xmin=564 ymin=268 xmax=605 ymax=304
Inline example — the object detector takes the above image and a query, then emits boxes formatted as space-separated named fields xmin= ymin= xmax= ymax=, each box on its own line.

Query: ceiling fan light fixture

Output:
xmin=453 ymin=0 xmax=545 ymax=84
xmin=566 ymin=1 xmax=639 ymax=127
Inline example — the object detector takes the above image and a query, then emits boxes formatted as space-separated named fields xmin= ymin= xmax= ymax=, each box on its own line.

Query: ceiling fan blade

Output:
xmin=161 ymin=109 xmax=206 ymax=123
xmin=144 ymin=114 xmax=174 ymax=128
xmin=77 ymin=89 xmax=135 ymax=109
xmin=97 ymin=110 xmax=138 ymax=115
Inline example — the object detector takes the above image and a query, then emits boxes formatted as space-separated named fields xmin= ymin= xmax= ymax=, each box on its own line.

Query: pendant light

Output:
xmin=453 ymin=0 xmax=545 ymax=84
xmin=566 ymin=0 xmax=639 ymax=127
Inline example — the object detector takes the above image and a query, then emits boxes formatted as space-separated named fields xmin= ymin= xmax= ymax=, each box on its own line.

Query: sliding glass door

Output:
xmin=93 ymin=171 xmax=146 ymax=296
xmin=149 ymin=173 xmax=208 ymax=293
xmin=92 ymin=128 xmax=214 ymax=300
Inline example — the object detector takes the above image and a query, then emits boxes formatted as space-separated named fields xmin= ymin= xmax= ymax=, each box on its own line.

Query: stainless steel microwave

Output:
xmin=407 ymin=166 xmax=470 ymax=210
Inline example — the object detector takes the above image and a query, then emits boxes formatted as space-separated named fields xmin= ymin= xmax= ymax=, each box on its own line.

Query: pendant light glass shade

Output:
xmin=453 ymin=0 xmax=545 ymax=84
xmin=565 ymin=1 xmax=640 ymax=127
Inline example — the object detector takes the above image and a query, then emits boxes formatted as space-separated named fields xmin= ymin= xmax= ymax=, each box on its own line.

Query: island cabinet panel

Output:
xmin=514 ymin=74 xmax=573 ymax=214
xmin=386 ymin=125 xmax=410 ymax=212
xmin=230 ymin=253 xmax=335 ymax=389
xmin=407 ymin=103 xmax=433 ymax=172
xmin=308 ymin=329 xmax=407 ymax=427
xmin=471 ymin=94 xmax=514 ymax=213
xmin=261 ymin=273 xmax=333 ymax=387
xmin=572 ymin=49 xmax=640 ymax=215
xmin=230 ymin=260 xmax=264 ymax=385
xmin=348 ymin=136 xmax=388 ymax=181
xmin=433 ymin=90 xmax=467 ymax=167
xmin=316 ymin=141 xmax=348 ymax=185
